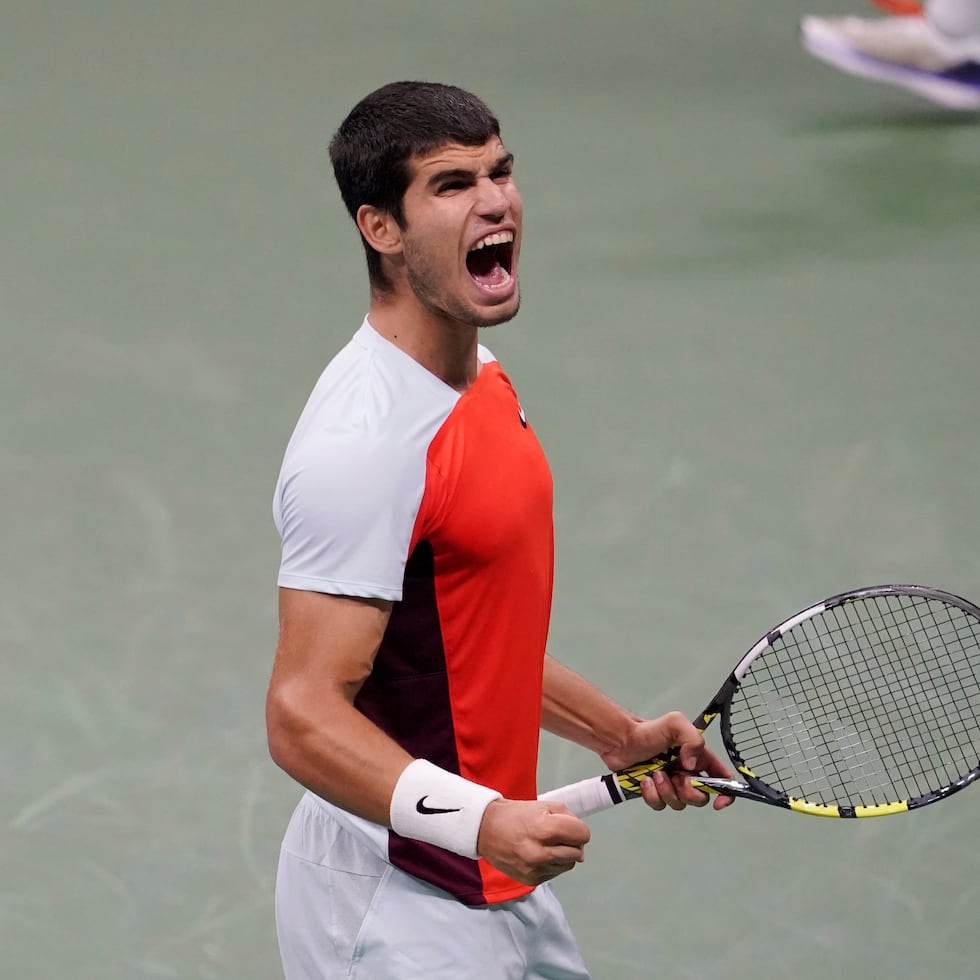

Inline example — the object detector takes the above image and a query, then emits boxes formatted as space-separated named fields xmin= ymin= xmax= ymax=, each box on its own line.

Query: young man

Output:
xmin=800 ymin=0 xmax=980 ymax=109
xmin=267 ymin=81 xmax=732 ymax=980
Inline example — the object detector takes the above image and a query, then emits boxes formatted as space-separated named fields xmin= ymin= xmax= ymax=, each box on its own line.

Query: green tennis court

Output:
xmin=3 ymin=2 xmax=979 ymax=977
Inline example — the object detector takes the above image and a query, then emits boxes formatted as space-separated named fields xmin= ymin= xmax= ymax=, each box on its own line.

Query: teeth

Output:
xmin=469 ymin=231 xmax=514 ymax=251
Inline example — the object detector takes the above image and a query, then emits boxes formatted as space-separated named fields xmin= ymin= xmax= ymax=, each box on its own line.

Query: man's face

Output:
xmin=396 ymin=137 xmax=523 ymax=328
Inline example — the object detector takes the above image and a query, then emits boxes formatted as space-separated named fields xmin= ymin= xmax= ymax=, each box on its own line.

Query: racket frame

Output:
xmin=580 ymin=585 xmax=980 ymax=819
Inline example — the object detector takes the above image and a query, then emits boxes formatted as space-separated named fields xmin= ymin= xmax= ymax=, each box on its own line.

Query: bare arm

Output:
xmin=266 ymin=587 xmax=410 ymax=825
xmin=541 ymin=654 xmax=734 ymax=812
xmin=266 ymin=588 xmax=593 ymax=881
xmin=541 ymin=654 xmax=642 ymax=757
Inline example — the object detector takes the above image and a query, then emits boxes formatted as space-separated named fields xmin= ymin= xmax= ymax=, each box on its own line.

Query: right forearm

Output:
xmin=269 ymin=588 xmax=409 ymax=825
xmin=267 ymin=691 xmax=501 ymax=860
xmin=266 ymin=683 xmax=412 ymax=826
xmin=267 ymin=588 xmax=502 ymax=857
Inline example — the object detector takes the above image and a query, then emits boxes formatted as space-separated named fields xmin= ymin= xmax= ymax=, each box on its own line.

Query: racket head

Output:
xmin=718 ymin=585 xmax=980 ymax=817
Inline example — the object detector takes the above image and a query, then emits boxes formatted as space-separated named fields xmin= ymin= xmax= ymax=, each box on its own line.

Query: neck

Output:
xmin=367 ymin=294 xmax=481 ymax=392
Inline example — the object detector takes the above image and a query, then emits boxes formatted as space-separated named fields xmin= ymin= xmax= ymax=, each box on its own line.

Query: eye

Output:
xmin=437 ymin=179 xmax=470 ymax=194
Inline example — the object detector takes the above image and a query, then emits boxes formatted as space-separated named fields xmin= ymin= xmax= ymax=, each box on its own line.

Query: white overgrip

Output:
xmin=539 ymin=776 xmax=619 ymax=818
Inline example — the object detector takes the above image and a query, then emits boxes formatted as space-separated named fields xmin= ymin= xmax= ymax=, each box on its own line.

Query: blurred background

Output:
xmin=3 ymin=1 xmax=980 ymax=977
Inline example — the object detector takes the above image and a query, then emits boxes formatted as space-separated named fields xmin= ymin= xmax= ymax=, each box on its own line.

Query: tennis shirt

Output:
xmin=273 ymin=319 xmax=554 ymax=906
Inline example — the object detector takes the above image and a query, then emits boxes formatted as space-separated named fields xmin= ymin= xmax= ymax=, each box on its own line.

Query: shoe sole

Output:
xmin=800 ymin=21 xmax=980 ymax=110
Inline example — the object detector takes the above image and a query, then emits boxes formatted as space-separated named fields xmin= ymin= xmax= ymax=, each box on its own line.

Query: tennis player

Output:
xmin=267 ymin=80 xmax=733 ymax=980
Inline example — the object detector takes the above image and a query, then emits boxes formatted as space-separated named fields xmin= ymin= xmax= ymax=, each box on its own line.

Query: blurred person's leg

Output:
xmin=800 ymin=0 xmax=980 ymax=109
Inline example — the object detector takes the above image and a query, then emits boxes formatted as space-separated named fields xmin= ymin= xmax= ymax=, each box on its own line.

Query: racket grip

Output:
xmin=539 ymin=776 xmax=619 ymax=818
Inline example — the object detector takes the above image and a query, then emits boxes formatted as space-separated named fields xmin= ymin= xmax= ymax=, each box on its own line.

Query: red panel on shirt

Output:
xmin=410 ymin=361 xmax=554 ymax=903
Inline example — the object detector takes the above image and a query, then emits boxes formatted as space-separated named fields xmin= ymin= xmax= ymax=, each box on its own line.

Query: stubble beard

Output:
xmin=406 ymin=261 xmax=520 ymax=330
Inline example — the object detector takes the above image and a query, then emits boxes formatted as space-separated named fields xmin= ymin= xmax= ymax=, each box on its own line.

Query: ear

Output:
xmin=356 ymin=205 xmax=403 ymax=256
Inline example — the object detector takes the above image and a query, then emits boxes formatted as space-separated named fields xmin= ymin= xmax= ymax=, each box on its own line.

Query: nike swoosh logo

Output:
xmin=416 ymin=796 xmax=462 ymax=815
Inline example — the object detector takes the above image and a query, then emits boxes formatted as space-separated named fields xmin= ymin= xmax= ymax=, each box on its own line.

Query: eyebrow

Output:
xmin=425 ymin=152 xmax=515 ymax=190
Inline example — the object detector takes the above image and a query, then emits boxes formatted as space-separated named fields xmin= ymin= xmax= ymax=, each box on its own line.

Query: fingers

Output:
xmin=540 ymin=804 xmax=592 ymax=846
xmin=653 ymin=716 xmax=737 ymax=808
xmin=601 ymin=710 xmax=738 ymax=815
xmin=665 ymin=714 xmax=709 ymax=774
xmin=631 ymin=712 xmax=708 ymax=773
xmin=690 ymin=744 xmax=732 ymax=780
xmin=712 ymin=790 xmax=736 ymax=810
xmin=477 ymin=800 xmax=591 ymax=886
xmin=690 ymin=747 xmax=736 ymax=809
xmin=640 ymin=769 xmax=693 ymax=811
xmin=532 ymin=809 xmax=590 ymax=872
xmin=640 ymin=768 xmax=734 ymax=811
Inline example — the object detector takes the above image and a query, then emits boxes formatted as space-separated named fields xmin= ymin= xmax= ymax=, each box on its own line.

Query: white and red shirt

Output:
xmin=273 ymin=319 xmax=554 ymax=905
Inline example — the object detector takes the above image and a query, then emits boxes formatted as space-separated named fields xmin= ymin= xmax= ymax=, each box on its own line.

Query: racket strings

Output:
xmin=727 ymin=595 xmax=980 ymax=809
xmin=863 ymin=599 xmax=980 ymax=787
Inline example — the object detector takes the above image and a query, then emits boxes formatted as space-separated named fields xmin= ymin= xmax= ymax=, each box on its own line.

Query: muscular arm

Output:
xmin=541 ymin=654 xmax=734 ymax=811
xmin=541 ymin=654 xmax=641 ymax=760
xmin=266 ymin=589 xmax=593 ymax=881
xmin=265 ymin=587 xmax=411 ymax=826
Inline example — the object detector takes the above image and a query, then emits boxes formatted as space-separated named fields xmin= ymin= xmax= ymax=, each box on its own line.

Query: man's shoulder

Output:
xmin=304 ymin=320 xmax=462 ymax=432
xmin=281 ymin=322 xmax=465 ymax=484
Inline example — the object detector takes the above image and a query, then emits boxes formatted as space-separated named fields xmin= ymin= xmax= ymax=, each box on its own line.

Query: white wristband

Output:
xmin=389 ymin=759 xmax=502 ymax=860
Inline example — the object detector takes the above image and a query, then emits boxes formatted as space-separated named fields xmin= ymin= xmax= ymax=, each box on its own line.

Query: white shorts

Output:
xmin=275 ymin=792 xmax=591 ymax=980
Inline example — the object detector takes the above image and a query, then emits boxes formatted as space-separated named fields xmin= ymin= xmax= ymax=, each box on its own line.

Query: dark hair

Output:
xmin=329 ymin=81 xmax=501 ymax=291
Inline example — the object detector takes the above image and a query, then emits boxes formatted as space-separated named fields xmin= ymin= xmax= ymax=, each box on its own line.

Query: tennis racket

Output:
xmin=541 ymin=585 xmax=980 ymax=819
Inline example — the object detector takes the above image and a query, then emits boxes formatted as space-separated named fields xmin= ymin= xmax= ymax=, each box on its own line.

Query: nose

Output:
xmin=476 ymin=176 xmax=511 ymax=221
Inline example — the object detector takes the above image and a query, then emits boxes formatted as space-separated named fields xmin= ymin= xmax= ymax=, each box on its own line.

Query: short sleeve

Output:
xmin=274 ymin=427 xmax=427 ymax=601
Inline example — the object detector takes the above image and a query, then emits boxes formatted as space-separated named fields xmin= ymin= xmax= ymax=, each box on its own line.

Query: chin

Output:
xmin=476 ymin=300 xmax=520 ymax=328
xmin=474 ymin=286 xmax=521 ymax=327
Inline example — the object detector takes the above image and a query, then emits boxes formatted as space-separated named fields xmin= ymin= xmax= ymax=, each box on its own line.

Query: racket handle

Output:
xmin=539 ymin=775 xmax=621 ymax=817
xmin=540 ymin=711 xmax=722 ymax=818
xmin=541 ymin=771 xmax=733 ymax=819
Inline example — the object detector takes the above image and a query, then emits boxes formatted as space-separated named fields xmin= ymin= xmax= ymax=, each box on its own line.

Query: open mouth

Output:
xmin=466 ymin=231 xmax=515 ymax=291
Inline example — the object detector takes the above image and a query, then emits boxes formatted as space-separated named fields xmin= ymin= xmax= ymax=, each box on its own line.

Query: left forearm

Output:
xmin=541 ymin=655 xmax=640 ymax=758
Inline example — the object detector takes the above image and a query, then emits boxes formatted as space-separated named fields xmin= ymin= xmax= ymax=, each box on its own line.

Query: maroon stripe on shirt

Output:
xmin=355 ymin=541 xmax=488 ymax=904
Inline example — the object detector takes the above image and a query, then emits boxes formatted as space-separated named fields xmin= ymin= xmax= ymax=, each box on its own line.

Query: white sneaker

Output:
xmin=800 ymin=14 xmax=980 ymax=109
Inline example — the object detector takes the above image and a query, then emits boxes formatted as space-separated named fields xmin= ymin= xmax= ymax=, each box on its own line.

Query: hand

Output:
xmin=476 ymin=798 xmax=591 ymax=886
xmin=600 ymin=711 xmax=735 ymax=812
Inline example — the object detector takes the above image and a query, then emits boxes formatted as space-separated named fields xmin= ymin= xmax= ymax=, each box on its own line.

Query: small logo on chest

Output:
xmin=517 ymin=403 xmax=527 ymax=428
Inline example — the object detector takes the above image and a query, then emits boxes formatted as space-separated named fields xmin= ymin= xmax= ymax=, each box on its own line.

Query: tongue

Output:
xmin=467 ymin=248 xmax=509 ymax=287
xmin=472 ymin=263 xmax=509 ymax=288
